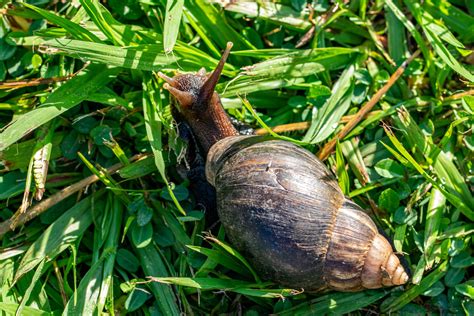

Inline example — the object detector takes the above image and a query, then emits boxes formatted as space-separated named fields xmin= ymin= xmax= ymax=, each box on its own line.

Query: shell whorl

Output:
xmin=206 ymin=135 xmax=409 ymax=291
xmin=326 ymin=199 xmax=409 ymax=291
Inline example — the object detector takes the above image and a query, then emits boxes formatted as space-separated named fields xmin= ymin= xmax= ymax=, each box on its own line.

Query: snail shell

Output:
xmin=206 ymin=135 xmax=410 ymax=291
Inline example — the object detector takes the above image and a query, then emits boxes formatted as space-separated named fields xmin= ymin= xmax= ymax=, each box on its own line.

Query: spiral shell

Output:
xmin=205 ymin=136 xmax=409 ymax=291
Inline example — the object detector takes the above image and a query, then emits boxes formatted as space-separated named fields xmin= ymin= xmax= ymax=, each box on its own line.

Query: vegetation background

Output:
xmin=0 ymin=0 xmax=473 ymax=314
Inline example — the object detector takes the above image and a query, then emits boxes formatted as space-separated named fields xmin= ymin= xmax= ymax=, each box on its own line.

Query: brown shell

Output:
xmin=206 ymin=136 xmax=409 ymax=292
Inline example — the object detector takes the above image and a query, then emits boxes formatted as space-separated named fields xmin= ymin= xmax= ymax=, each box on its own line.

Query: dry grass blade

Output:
xmin=318 ymin=50 xmax=421 ymax=160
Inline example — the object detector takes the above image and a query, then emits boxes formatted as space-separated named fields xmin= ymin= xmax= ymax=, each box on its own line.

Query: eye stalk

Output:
xmin=198 ymin=42 xmax=233 ymax=108
xmin=158 ymin=42 xmax=238 ymax=154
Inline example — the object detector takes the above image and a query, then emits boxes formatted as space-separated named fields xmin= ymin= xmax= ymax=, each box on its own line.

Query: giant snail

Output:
xmin=158 ymin=42 xmax=410 ymax=292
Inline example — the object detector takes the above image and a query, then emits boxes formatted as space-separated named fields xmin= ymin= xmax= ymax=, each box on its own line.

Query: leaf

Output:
xmin=125 ymin=287 xmax=152 ymax=312
xmin=402 ymin=0 xmax=474 ymax=82
xmin=134 ymin=244 xmax=180 ymax=315
xmin=153 ymin=277 xmax=297 ymax=298
xmin=116 ymin=249 xmax=140 ymax=273
xmin=455 ymin=281 xmax=474 ymax=299
xmin=381 ymin=261 xmax=448 ymax=312
xmin=22 ymin=38 xmax=177 ymax=71
xmin=211 ymin=0 xmax=311 ymax=30
xmin=63 ymin=254 xmax=106 ymax=315
xmin=131 ymin=222 xmax=153 ymax=248
xmin=0 ymin=303 xmax=52 ymax=316
xmin=186 ymin=245 xmax=249 ymax=277
xmin=163 ymin=0 xmax=184 ymax=53
xmin=303 ymin=64 xmax=355 ymax=143
xmin=97 ymin=195 xmax=122 ymax=313
xmin=22 ymin=3 xmax=100 ymax=42
xmin=79 ymin=0 xmax=131 ymax=45
xmin=15 ymin=259 xmax=46 ymax=316
xmin=374 ymin=158 xmax=404 ymax=178
xmin=279 ymin=290 xmax=387 ymax=315
xmin=205 ymin=236 xmax=261 ymax=283
xmin=220 ymin=48 xmax=358 ymax=96
xmin=142 ymin=73 xmax=185 ymax=215
xmin=0 ymin=64 xmax=119 ymax=151
xmin=14 ymin=193 xmax=103 ymax=282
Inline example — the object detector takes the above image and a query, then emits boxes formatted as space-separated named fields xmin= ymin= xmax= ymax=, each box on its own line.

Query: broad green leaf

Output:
xmin=374 ymin=158 xmax=404 ymax=178
xmin=455 ymin=281 xmax=474 ymax=299
xmin=131 ymin=222 xmax=153 ymax=248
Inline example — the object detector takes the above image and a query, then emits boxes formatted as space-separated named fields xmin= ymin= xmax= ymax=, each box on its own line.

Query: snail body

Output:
xmin=159 ymin=43 xmax=410 ymax=292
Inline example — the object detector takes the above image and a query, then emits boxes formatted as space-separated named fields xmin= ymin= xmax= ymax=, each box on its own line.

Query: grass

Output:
xmin=0 ymin=0 xmax=473 ymax=314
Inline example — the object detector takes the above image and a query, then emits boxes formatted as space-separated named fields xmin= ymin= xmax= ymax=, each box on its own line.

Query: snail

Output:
xmin=158 ymin=43 xmax=410 ymax=292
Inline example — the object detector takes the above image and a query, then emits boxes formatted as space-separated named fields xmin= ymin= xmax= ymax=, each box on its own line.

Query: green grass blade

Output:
xmin=211 ymin=0 xmax=311 ymax=30
xmin=423 ymin=0 xmax=474 ymax=43
xmin=185 ymin=0 xmax=255 ymax=57
xmin=205 ymin=236 xmax=261 ymax=284
xmin=0 ymin=64 xmax=119 ymax=151
xmin=220 ymin=48 xmax=357 ymax=96
xmin=0 ymin=303 xmax=52 ymax=316
xmin=163 ymin=0 xmax=184 ymax=53
xmin=423 ymin=188 xmax=446 ymax=270
xmin=22 ymin=3 xmax=101 ymax=42
xmin=382 ymin=125 xmax=474 ymax=220
xmin=396 ymin=108 xmax=474 ymax=212
xmin=26 ymin=38 xmax=176 ymax=70
xmin=385 ymin=1 xmax=409 ymax=64
xmin=63 ymin=253 xmax=108 ymax=315
xmin=134 ymin=245 xmax=180 ymax=315
xmin=97 ymin=195 xmax=122 ymax=313
xmin=384 ymin=0 xmax=432 ymax=76
xmin=278 ymin=290 xmax=388 ymax=315
xmin=335 ymin=141 xmax=350 ymax=195
xmin=79 ymin=0 xmax=128 ymax=45
xmin=186 ymin=245 xmax=250 ymax=277
xmin=143 ymin=73 xmax=185 ymax=215
xmin=15 ymin=259 xmax=46 ymax=316
xmin=403 ymin=0 xmax=474 ymax=82
xmin=381 ymin=261 xmax=449 ymax=312
xmin=153 ymin=277 xmax=297 ymax=298
xmin=303 ymin=64 xmax=355 ymax=143
xmin=14 ymin=192 xmax=104 ymax=283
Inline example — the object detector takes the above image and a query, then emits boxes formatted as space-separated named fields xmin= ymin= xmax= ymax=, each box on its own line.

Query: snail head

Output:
xmin=158 ymin=42 xmax=233 ymax=113
xmin=158 ymin=42 xmax=238 ymax=154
